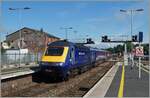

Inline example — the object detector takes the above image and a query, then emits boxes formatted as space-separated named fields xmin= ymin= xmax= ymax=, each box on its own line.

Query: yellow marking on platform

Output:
xmin=118 ymin=63 xmax=125 ymax=98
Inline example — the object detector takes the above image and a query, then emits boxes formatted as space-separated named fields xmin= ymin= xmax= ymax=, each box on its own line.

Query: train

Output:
xmin=39 ymin=40 xmax=111 ymax=80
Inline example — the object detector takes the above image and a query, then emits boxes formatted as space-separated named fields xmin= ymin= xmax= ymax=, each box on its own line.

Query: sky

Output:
xmin=1 ymin=0 xmax=149 ymax=48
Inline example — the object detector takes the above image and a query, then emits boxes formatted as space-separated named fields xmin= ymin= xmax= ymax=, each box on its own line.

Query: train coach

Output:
xmin=39 ymin=40 xmax=110 ymax=80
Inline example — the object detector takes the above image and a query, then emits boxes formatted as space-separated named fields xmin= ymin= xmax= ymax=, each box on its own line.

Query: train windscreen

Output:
xmin=45 ymin=47 xmax=64 ymax=56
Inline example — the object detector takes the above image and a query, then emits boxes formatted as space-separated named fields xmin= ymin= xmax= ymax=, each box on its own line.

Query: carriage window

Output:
xmin=45 ymin=47 xmax=64 ymax=56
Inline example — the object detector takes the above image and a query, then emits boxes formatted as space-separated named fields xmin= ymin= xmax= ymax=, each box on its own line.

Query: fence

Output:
xmin=134 ymin=55 xmax=149 ymax=61
xmin=1 ymin=53 xmax=43 ymax=69
xmin=134 ymin=55 xmax=149 ymax=66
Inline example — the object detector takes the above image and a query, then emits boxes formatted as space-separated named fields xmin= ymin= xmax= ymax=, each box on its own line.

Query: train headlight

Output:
xmin=55 ymin=62 xmax=64 ymax=66
xmin=40 ymin=62 xmax=64 ymax=66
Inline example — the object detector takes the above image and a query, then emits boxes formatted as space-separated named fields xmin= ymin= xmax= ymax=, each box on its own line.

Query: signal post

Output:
xmin=101 ymin=32 xmax=143 ymax=79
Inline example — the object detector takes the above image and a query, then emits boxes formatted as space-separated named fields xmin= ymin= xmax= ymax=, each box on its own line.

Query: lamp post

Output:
xmin=9 ymin=7 xmax=31 ymax=67
xmin=9 ymin=7 xmax=31 ymax=49
xmin=120 ymin=9 xmax=144 ymax=68
xmin=60 ymin=27 xmax=73 ymax=40
xmin=120 ymin=9 xmax=144 ymax=41
xmin=73 ymin=30 xmax=77 ymax=42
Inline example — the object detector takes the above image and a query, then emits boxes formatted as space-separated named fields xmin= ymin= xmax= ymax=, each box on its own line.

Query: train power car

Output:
xmin=40 ymin=40 xmax=110 ymax=80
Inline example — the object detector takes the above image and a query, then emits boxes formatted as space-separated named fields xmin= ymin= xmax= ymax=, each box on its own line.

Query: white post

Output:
xmin=124 ymin=43 xmax=128 ymax=66
xmin=138 ymin=42 xmax=141 ymax=79
xmin=132 ymin=54 xmax=134 ymax=67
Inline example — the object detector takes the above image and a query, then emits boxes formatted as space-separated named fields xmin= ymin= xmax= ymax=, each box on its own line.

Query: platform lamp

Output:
xmin=120 ymin=8 xmax=144 ymax=68
xmin=9 ymin=7 xmax=31 ymax=67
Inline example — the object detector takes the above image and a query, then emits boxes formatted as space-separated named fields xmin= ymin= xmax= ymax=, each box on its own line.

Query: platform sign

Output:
xmin=135 ymin=46 xmax=144 ymax=57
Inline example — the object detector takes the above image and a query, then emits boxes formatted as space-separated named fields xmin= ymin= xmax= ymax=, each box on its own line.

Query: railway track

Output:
xmin=1 ymin=60 xmax=116 ymax=97
xmin=57 ymin=62 xmax=112 ymax=97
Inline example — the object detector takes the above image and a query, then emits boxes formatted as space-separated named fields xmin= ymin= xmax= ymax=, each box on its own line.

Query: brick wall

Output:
xmin=6 ymin=27 xmax=60 ymax=53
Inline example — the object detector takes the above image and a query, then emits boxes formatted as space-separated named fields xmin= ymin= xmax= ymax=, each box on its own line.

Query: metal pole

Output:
xmin=130 ymin=10 xmax=134 ymax=69
xmin=65 ymin=28 xmax=68 ymax=40
xmin=124 ymin=43 xmax=128 ymax=66
xmin=120 ymin=9 xmax=144 ymax=69
xmin=74 ymin=31 xmax=77 ymax=42
xmin=60 ymin=27 xmax=72 ymax=41
xmin=19 ymin=9 xmax=22 ymax=68
xmin=15 ymin=53 xmax=16 ymax=66
xmin=130 ymin=10 xmax=133 ymax=40
xmin=9 ymin=7 xmax=31 ymax=68
xmin=138 ymin=42 xmax=141 ymax=79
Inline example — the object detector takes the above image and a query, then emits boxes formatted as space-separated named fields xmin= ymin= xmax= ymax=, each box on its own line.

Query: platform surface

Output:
xmin=1 ymin=65 xmax=40 ymax=80
xmin=84 ymin=62 xmax=150 ymax=97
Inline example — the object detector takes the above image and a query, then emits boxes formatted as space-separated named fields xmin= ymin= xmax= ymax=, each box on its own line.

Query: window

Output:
xmin=45 ymin=47 xmax=64 ymax=56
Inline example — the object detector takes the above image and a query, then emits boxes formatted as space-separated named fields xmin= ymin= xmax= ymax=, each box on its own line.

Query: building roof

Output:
xmin=6 ymin=27 xmax=60 ymax=39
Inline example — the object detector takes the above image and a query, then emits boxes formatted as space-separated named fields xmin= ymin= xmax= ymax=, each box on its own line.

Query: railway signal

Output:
xmin=132 ymin=35 xmax=138 ymax=42
xmin=138 ymin=32 xmax=143 ymax=42
xmin=101 ymin=31 xmax=144 ymax=68
xmin=102 ymin=35 xmax=111 ymax=42
xmin=86 ymin=38 xmax=95 ymax=44
xmin=132 ymin=32 xmax=143 ymax=42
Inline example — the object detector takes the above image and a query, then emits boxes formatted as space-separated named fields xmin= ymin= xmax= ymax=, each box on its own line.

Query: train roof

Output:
xmin=84 ymin=44 xmax=110 ymax=52
xmin=47 ymin=40 xmax=110 ymax=52
xmin=48 ymin=40 xmax=75 ymax=47
xmin=48 ymin=40 xmax=91 ymax=51
xmin=48 ymin=40 xmax=88 ymax=48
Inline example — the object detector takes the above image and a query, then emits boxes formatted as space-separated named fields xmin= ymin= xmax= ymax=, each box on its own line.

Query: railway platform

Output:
xmin=1 ymin=64 xmax=40 ymax=80
xmin=84 ymin=62 xmax=149 ymax=97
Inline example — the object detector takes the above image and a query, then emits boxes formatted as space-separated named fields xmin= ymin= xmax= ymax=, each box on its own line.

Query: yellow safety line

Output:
xmin=118 ymin=64 xmax=125 ymax=98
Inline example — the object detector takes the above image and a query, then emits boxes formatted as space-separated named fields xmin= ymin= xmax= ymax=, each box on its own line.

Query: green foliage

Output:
xmin=106 ymin=43 xmax=149 ymax=55
xmin=106 ymin=44 xmax=124 ymax=54
xmin=125 ymin=42 xmax=133 ymax=52
xmin=142 ymin=44 xmax=149 ymax=55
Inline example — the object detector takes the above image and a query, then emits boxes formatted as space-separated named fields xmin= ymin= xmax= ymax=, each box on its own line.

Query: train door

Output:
xmin=70 ymin=47 xmax=75 ymax=65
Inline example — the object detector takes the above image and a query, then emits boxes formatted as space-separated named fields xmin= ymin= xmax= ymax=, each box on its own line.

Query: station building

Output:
xmin=5 ymin=27 xmax=60 ymax=53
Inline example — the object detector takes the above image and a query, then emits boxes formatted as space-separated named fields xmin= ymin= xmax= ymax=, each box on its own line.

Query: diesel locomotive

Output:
xmin=40 ymin=40 xmax=110 ymax=80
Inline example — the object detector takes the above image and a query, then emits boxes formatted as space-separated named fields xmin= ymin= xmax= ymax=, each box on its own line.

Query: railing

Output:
xmin=1 ymin=53 xmax=43 ymax=69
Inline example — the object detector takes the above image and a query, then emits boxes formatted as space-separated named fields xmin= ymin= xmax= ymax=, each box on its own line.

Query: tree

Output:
xmin=125 ymin=42 xmax=133 ymax=53
xmin=106 ymin=44 xmax=124 ymax=54
xmin=142 ymin=44 xmax=149 ymax=55
xmin=106 ymin=42 xmax=149 ymax=56
xmin=115 ymin=44 xmax=124 ymax=53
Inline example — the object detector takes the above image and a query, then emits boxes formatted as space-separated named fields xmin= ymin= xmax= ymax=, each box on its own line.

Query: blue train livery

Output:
xmin=40 ymin=40 xmax=110 ymax=80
